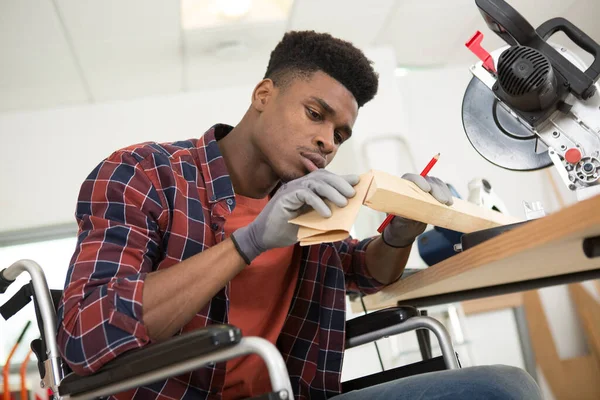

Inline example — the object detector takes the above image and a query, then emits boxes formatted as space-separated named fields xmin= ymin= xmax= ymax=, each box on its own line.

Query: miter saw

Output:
xmin=462 ymin=0 xmax=600 ymax=201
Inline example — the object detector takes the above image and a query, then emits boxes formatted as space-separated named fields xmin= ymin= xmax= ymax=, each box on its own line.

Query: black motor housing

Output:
xmin=474 ymin=0 xmax=600 ymax=128
xmin=497 ymin=46 xmax=559 ymax=112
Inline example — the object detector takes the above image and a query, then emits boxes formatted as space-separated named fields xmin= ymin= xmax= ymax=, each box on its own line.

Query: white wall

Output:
xmin=0 ymin=46 xmax=403 ymax=234
xmin=0 ymin=85 xmax=254 ymax=232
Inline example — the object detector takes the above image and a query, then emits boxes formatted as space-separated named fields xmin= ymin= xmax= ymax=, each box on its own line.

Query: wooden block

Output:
xmin=290 ymin=170 xmax=520 ymax=246
xmin=522 ymin=291 xmax=563 ymax=382
xmin=364 ymin=170 xmax=521 ymax=233
xmin=569 ymin=284 xmax=600 ymax=363
xmin=559 ymin=356 xmax=600 ymax=400
xmin=523 ymin=289 xmax=600 ymax=400
xmin=291 ymin=172 xmax=373 ymax=246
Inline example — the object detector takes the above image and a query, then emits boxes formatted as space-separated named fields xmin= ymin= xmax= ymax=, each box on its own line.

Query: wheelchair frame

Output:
xmin=0 ymin=259 xmax=459 ymax=400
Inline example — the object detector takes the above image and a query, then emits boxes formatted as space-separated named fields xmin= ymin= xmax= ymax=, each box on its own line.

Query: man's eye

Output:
xmin=334 ymin=131 xmax=344 ymax=144
xmin=306 ymin=108 xmax=322 ymax=121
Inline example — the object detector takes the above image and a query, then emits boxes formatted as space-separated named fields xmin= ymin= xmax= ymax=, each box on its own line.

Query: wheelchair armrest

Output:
xmin=345 ymin=306 xmax=419 ymax=347
xmin=345 ymin=308 xmax=461 ymax=370
xmin=59 ymin=324 xmax=241 ymax=397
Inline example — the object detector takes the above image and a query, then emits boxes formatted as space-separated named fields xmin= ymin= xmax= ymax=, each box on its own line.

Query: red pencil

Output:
xmin=420 ymin=153 xmax=440 ymax=177
xmin=376 ymin=153 xmax=440 ymax=234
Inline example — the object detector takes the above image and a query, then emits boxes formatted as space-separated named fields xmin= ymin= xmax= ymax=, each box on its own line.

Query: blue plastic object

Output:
xmin=416 ymin=184 xmax=464 ymax=266
xmin=417 ymin=227 xmax=463 ymax=266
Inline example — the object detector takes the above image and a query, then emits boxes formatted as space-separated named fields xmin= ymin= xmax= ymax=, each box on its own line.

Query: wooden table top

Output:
xmin=361 ymin=194 xmax=600 ymax=310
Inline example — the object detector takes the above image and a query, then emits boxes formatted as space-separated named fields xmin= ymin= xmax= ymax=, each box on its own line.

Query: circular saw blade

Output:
xmin=461 ymin=76 xmax=552 ymax=171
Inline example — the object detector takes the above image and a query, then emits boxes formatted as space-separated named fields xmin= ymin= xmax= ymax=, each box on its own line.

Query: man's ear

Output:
xmin=251 ymin=79 xmax=275 ymax=112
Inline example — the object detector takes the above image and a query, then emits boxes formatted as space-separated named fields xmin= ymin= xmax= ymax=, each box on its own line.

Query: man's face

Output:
xmin=253 ymin=71 xmax=359 ymax=182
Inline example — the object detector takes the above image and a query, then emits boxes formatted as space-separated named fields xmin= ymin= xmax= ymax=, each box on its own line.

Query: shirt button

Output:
xmin=226 ymin=198 xmax=234 ymax=206
xmin=211 ymin=223 xmax=220 ymax=231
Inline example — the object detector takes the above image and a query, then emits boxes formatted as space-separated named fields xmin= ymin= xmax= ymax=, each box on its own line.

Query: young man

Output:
xmin=57 ymin=31 xmax=541 ymax=399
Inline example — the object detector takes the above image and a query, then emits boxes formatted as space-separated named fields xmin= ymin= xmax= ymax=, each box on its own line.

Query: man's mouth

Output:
xmin=300 ymin=152 xmax=326 ymax=172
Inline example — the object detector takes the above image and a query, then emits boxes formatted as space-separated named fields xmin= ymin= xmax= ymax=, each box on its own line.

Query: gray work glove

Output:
xmin=231 ymin=170 xmax=360 ymax=264
xmin=382 ymin=173 xmax=454 ymax=248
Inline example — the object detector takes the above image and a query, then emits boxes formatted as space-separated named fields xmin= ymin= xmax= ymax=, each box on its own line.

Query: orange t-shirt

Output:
xmin=222 ymin=194 xmax=299 ymax=400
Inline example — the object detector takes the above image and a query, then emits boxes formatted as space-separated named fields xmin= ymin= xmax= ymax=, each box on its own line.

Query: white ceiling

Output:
xmin=0 ymin=0 xmax=598 ymax=113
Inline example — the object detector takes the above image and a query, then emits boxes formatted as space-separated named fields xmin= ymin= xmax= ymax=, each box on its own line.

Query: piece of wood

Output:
xmin=290 ymin=171 xmax=374 ymax=246
xmin=460 ymin=293 xmax=523 ymax=315
xmin=290 ymin=169 xmax=520 ymax=246
xmin=364 ymin=170 xmax=521 ymax=233
xmin=351 ymin=292 xmax=525 ymax=315
xmin=559 ymin=356 xmax=600 ymax=400
xmin=569 ymin=284 xmax=600 ymax=363
xmin=522 ymin=291 xmax=564 ymax=397
xmin=361 ymin=194 xmax=600 ymax=310
xmin=523 ymin=289 xmax=600 ymax=400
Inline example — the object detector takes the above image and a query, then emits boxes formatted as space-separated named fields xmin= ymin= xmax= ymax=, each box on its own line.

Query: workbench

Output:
xmin=360 ymin=194 xmax=600 ymax=309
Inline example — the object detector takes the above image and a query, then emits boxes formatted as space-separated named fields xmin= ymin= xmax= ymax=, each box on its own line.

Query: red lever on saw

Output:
xmin=466 ymin=31 xmax=496 ymax=73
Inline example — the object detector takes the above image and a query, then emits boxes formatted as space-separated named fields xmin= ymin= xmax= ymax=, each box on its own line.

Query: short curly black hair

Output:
xmin=264 ymin=31 xmax=379 ymax=108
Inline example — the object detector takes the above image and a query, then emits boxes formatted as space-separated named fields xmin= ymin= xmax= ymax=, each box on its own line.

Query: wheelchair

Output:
xmin=0 ymin=259 xmax=460 ymax=400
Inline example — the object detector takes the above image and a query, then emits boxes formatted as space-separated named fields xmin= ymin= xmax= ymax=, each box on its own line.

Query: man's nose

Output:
xmin=313 ymin=131 xmax=335 ymax=155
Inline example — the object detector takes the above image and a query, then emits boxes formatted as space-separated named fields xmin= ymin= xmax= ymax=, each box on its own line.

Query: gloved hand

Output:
xmin=382 ymin=173 xmax=453 ymax=248
xmin=231 ymin=170 xmax=360 ymax=264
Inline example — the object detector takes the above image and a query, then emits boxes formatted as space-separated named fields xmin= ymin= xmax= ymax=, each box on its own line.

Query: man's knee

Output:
xmin=468 ymin=365 xmax=542 ymax=399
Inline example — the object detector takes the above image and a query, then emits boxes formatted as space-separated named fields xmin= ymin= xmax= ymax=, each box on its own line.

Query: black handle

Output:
xmin=583 ymin=236 xmax=600 ymax=258
xmin=0 ymin=284 xmax=33 ymax=320
xmin=537 ymin=17 xmax=600 ymax=81
xmin=475 ymin=0 xmax=537 ymax=46
xmin=0 ymin=268 xmax=15 ymax=294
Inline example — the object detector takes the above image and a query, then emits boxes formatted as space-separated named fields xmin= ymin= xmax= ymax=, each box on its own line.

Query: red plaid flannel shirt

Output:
xmin=57 ymin=124 xmax=387 ymax=399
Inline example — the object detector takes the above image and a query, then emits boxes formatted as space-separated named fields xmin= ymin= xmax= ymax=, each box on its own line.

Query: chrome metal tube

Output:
xmin=4 ymin=259 xmax=63 ymax=390
xmin=64 ymin=337 xmax=293 ymax=400
xmin=346 ymin=316 xmax=460 ymax=369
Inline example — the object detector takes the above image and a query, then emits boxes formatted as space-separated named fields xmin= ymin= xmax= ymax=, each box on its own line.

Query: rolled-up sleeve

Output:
xmin=336 ymin=236 xmax=387 ymax=295
xmin=57 ymin=151 xmax=165 ymax=375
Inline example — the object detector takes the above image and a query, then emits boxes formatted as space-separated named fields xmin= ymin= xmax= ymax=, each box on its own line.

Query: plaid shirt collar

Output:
xmin=196 ymin=124 xmax=236 ymax=204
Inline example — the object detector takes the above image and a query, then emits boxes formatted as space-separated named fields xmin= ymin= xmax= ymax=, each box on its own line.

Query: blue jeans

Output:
xmin=333 ymin=365 xmax=542 ymax=400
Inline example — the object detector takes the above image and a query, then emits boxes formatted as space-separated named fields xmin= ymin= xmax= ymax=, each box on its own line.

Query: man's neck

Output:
xmin=217 ymin=118 xmax=280 ymax=199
